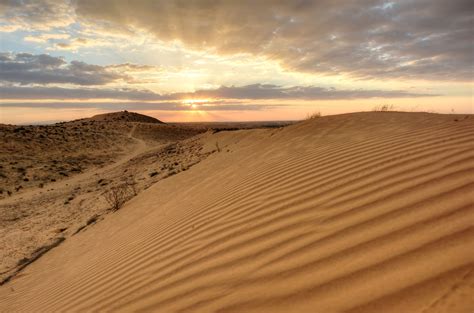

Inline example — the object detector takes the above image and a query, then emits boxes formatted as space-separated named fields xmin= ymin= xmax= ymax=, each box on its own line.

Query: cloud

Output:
xmin=105 ymin=63 xmax=157 ymax=72
xmin=24 ymin=33 xmax=70 ymax=43
xmin=0 ymin=83 xmax=435 ymax=102
xmin=173 ymin=84 xmax=436 ymax=100
xmin=0 ymin=0 xmax=74 ymax=32
xmin=3 ymin=1 xmax=471 ymax=81
xmin=73 ymin=0 xmax=474 ymax=81
xmin=51 ymin=37 xmax=118 ymax=51
xmin=0 ymin=101 xmax=274 ymax=111
xmin=53 ymin=38 xmax=92 ymax=50
xmin=0 ymin=52 xmax=130 ymax=85
xmin=0 ymin=85 xmax=166 ymax=100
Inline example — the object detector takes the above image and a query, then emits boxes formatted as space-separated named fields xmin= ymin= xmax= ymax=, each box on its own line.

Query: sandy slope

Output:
xmin=0 ymin=112 xmax=473 ymax=312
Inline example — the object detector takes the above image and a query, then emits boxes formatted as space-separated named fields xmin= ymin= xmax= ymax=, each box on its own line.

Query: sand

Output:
xmin=0 ymin=112 xmax=473 ymax=312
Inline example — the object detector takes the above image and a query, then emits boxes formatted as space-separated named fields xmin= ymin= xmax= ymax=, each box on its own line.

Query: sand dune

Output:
xmin=1 ymin=112 xmax=473 ymax=312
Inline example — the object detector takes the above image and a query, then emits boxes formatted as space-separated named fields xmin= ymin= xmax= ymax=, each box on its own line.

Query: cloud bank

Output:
xmin=0 ymin=101 xmax=276 ymax=112
xmin=0 ymin=0 xmax=74 ymax=32
xmin=73 ymin=0 xmax=474 ymax=81
xmin=0 ymin=52 xmax=129 ymax=85
xmin=174 ymin=84 xmax=435 ymax=100
xmin=1 ymin=1 xmax=472 ymax=81
xmin=0 ymin=83 xmax=435 ymax=102
xmin=0 ymin=52 xmax=435 ymax=102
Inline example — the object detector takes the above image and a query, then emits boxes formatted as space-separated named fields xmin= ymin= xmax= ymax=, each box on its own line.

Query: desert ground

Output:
xmin=0 ymin=111 xmax=473 ymax=312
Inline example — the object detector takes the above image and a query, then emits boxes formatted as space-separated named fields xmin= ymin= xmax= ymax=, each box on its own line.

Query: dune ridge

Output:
xmin=0 ymin=112 xmax=473 ymax=312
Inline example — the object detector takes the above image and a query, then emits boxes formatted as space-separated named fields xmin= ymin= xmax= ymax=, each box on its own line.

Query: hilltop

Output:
xmin=0 ymin=112 xmax=199 ymax=197
xmin=83 ymin=110 xmax=165 ymax=124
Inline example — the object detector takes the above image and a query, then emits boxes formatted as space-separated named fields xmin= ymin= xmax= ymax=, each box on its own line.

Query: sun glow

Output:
xmin=182 ymin=98 xmax=213 ymax=110
xmin=183 ymin=99 xmax=212 ymax=104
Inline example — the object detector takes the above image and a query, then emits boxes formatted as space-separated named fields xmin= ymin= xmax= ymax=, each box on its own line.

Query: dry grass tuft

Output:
xmin=306 ymin=111 xmax=322 ymax=119
xmin=103 ymin=183 xmax=135 ymax=211
xmin=373 ymin=104 xmax=395 ymax=112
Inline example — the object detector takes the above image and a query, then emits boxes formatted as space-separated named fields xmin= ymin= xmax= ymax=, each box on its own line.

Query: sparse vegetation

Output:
xmin=215 ymin=141 xmax=221 ymax=152
xmin=124 ymin=177 xmax=138 ymax=196
xmin=373 ymin=104 xmax=395 ymax=112
xmin=1 ymin=237 xmax=65 ymax=285
xmin=103 ymin=183 xmax=135 ymax=211
xmin=306 ymin=111 xmax=322 ymax=119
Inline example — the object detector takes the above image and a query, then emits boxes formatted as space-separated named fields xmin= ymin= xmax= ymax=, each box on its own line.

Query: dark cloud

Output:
xmin=0 ymin=101 xmax=274 ymax=111
xmin=0 ymin=85 xmax=166 ymax=100
xmin=0 ymin=52 xmax=130 ymax=85
xmin=73 ymin=0 xmax=473 ymax=81
xmin=0 ymin=83 xmax=435 ymax=102
xmin=173 ymin=84 xmax=436 ymax=100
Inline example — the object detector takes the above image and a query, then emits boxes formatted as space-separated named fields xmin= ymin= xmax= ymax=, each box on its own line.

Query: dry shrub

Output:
xmin=103 ymin=183 xmax=135 ymax=211
xmin=306 ymin=111 xmax=322 ymax=119
xmin=373 ymin=104 xmax=395 ymax=112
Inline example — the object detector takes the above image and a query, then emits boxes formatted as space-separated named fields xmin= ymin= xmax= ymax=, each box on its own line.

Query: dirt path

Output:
xmin=1 ymin=123 xmax=154 ymax=206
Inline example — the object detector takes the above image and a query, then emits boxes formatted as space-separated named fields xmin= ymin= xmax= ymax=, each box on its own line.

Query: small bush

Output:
xmin=306 ymin=111 xmax=322 ymax=119
xmin=373 ymin=104 xmax=395 ymax=112
xmin=103 ymin=183 xmax=135 ymax=211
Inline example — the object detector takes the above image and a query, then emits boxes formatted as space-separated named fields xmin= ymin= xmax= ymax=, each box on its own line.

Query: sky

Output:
xmin=0 ymin=0 xmax=472 ymax=124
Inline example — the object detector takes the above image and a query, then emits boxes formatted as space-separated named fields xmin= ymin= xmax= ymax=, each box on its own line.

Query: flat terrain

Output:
xmin=1 ymin=112 xmax=473 ymax=312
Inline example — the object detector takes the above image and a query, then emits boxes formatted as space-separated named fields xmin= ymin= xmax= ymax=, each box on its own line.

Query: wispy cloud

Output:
xmin=0 ymin=85 xmax=164 ymax=100
xmin=0 ymin=101 xmax=276 ymax=111
xmin=174 ymin=84 xmax=437 ymax=100
xmin=24 ymin=33 xmax=70 ymax=43
xmin=53 ymin=38 xmax=91 ymax=50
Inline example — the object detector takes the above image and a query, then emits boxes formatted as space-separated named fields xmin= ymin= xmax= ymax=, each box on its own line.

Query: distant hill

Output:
xmin=0 ymin=111 xmax=202 ymax=200
xmin=87 ymin=111 xmax=164 ymax=124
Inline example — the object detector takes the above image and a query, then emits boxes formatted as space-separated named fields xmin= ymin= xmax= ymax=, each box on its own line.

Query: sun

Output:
xmin=183 ymin=99 xmax=211 ymax=104
xmin=182 ymin=98 xmax=212 ymax=110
